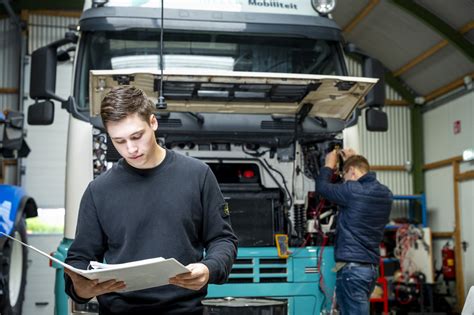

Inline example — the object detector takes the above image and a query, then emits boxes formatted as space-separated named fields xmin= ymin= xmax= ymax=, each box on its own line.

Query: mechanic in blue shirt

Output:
xmin=316 ymin=149 xmax=393 ymax=315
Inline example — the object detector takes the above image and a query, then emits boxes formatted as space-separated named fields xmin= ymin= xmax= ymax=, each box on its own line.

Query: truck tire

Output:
xmin=1 ymin=217 xmax=28 ymax=315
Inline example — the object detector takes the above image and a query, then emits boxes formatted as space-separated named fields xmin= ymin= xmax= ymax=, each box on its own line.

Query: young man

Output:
xmin=64 ymin=85 xmax=238 ymax=315
xmin=316 ymin=149 xmax=392 ymax=315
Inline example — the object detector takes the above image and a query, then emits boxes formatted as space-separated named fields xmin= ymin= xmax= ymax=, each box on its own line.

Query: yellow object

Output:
xmin=275 ymin=234 xmax=289 ymax=258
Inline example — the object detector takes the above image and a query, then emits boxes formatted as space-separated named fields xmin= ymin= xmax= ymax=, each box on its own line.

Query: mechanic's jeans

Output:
xmin=336 ymin=263 xmax=378 ymax=315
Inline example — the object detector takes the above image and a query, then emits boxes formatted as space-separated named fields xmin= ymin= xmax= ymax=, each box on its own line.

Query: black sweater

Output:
xmin=65 ymin=150 xmax=238 ymax=314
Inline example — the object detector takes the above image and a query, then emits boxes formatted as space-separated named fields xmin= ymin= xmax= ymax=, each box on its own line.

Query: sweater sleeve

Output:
xmin=64 ymin=183 xmax=107 ymax=303
xmin=200 ymin=168 xmax=238 ymax=284
xmin=315 ymin=166 xmax=350 ymax=206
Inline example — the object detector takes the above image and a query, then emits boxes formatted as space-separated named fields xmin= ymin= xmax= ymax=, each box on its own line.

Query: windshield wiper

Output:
xmin=312 ymin=116 xmax=327 ymax=128
xmin=187 ymin=112 xmax=205 ymax=125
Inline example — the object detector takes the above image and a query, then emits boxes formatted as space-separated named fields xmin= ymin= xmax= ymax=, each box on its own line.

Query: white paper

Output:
xmin=0 ymin=232 xmax=190 ymax=292
xmin=462 ymin=286 xmax=474 ymax=315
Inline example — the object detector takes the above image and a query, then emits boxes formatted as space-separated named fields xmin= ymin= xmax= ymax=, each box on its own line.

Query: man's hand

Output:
xmin=169 ymin=263 xmax=209 ymax=291
xmin=325 ymin=149 xmax=338 ymax=169
xmin=64 ymin=269 xmax=126 ymax=299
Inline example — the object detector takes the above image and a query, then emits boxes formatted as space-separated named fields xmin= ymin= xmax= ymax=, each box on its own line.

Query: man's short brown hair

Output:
xmin=343 ymin=155 xmax=370 ymax=174
xmin=100 ymin=85 xmax=156 ymax=127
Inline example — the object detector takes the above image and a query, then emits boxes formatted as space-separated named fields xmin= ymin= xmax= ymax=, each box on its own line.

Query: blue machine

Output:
xmin=0 ymin=185 xmax=38 ymax=315
xmin=0 ymin=110 xmax=38 ymax=315
xmin=0 ymin=185 xmax=33 ymax=235
xmin=207 ymin=247 xmax=336 ymax=314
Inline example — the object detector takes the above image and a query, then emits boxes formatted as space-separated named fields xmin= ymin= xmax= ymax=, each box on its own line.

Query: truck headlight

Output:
xmin=312 ymin=0 xmax=337 ymax=15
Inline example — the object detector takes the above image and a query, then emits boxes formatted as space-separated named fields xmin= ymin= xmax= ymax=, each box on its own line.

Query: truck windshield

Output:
xmin=77 ymin=30 xmax=345 ymax=111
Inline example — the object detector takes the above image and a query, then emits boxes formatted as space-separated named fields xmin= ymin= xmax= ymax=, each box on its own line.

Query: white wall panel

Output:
xmin=423 ymin=91 xmax=474 ymax=231
xmin=460 ymin=179 xmax=474 ymax=296
xmin=424 ymin=167 xmax=455 ymax=231
xmin=423 ymin=92 xmax=474 ymax=164
xmin=423 ymin=90 xmax=474 ymax=296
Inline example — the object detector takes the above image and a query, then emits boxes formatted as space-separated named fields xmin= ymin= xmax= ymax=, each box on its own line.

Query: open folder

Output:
xmin=0 ymin=232 xmax=190 ymax=292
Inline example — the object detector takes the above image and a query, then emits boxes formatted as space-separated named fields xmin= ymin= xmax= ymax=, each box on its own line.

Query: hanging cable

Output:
xmin=263 ymin=158 xmax=293 ymax=210
xmin=156 ymin=0 xmax=167 ymax=109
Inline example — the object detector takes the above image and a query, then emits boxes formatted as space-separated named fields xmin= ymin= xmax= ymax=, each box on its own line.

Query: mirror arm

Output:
xmin=62 ymin=97 xmax=89 ymax=122
xmin=48 ymin=32 xmax=78 ymax=49
xmin=344 ymin=108 xmax=360 ymax=128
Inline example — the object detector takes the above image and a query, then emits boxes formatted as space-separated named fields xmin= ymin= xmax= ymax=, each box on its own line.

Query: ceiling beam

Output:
xmin=385 ymin=99 xmax=409 ymax=106
xmin=343 ymin=0 xmax=380 ymax=34
xmin=27 ymin=9 xmax=82 ymax=18
xmin=384 ymin=71 xmax=417 ymax=104
xmin=394 ymin=21 xmax=474 ymax=77
xmin=424 ymin=72 xmax=474 ymax=102
xmin=0 ymin=0 xmax=84 ymax=14
xmin=391 ymin=0 xmax=474 ymax=63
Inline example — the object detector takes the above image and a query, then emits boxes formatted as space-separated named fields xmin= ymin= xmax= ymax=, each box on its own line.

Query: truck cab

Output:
xmin=28 ymin=1 xmax=384 ymax=314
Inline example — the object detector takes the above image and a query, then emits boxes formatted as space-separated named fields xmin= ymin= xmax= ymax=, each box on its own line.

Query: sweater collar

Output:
xmin=120 ymin=148 xmax=173 ymax=177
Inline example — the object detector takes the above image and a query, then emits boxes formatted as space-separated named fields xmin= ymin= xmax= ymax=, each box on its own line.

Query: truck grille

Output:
xmin=227 ymin=257 xmax=288 ymax=283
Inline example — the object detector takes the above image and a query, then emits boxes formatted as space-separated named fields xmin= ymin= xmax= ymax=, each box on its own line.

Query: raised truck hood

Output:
xmin=89 ymin=69 xmax=377 ymax=120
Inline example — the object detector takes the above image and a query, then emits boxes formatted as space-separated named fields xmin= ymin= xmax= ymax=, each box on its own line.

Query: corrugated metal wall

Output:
xmin=0 ymin=18 xmax=20 ymax=111
xmin=28 ymin=14 xmax=78 ymax=54
xmin=345 ymin=57 xmax=414 ymax=199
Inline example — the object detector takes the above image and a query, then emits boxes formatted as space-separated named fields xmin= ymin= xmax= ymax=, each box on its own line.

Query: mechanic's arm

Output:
xmin=315 ymin=150 xmax=350 ymax=206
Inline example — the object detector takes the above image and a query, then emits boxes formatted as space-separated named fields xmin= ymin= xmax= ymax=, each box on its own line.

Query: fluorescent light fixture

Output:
xmin=463 ymin=148 xmax=474 ymax=161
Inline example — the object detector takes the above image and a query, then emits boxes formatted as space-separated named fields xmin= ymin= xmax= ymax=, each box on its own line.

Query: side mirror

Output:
xmin=30 ymin=46 xmax=63 ymax=101
xmin=344 ymin=43 xmax=388 ymax=132
xmin=363 ymin=58 xmax=388 ymax=131
xmin=366 ymin=108 xmax=388 ymax=132
xmin=363 ymin=58 xmax=385 ymax=108
xmin=29 ymin=33 xmax=77 ymax=102
xmin=27 ymin=101 xmax=55 ymax=125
